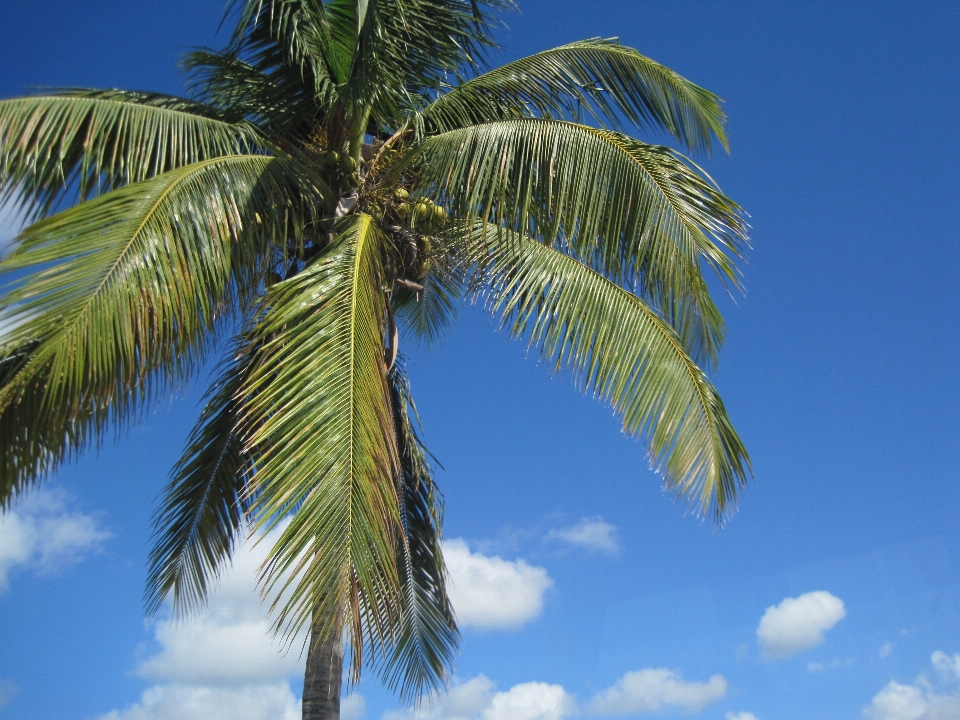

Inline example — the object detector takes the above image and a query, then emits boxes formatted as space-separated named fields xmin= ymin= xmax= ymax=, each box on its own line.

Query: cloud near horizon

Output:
xmin=588 ymin=668 xmax=727 ymax=715
xmin=756 ymin=591 xmax=846 ymax=659
xmin=863 ymin=651 xmax=960 ymax=720
xmin=383 ymin=674 xmax=573 ymax=720
xmin=96 ymin=525 xmax=313 ymax=720
xmin=98 ymin=535 xmax=554 ymax=720
xmin=386 ymin=665 xmax=727 ymax=720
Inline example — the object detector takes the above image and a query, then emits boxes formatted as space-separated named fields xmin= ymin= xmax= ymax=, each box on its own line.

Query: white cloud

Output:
xmin=589 ymin=669 xmax=727 ymax=715
xmin=385 ymin=675 xmax=572 ymax=720
xmin=104 ymin=534 xmax=548 ymax=720
xmin=863 ymin=651 xmax=960 ymax=720
xmin=881 ymin=644 xmax=894 ymax=659
xmin=444 ymin=539 xmax=552 ymax=629
xmin=417 ymin=674 xmax=497 ymax=720
xmin=0 ymin=489 xmax=110 ymax=592
xmin=546 ymin=518 xmax=618 ymax=555
xmin=933 ymin=652 xmax=960 ymax=680
xmin=342 ymin=693 xmax=367 ymax=720
xmin=97 ymin=526 xmax=319 ymax=720
xmin=864 ymin=683 xmax=960 ymax=720
xmin=756 ymin=591 xmax=846 ymax=659
xmin=388 ymin=666 xmax=729 ymax=720
xmin=135 ymin=525 xmax=310 ymax=685
xmin=96 ymin=683 xmax=301 ymax=720
xmin=482 ymin=683 xmax=573 ymax=720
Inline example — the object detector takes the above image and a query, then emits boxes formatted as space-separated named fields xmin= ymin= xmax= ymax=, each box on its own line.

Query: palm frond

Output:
xmin=0 ymin=155 xmax=325 ymax=505
xmin=349 ymin=0 xmax=507 ymax=124
xmin=469 ymin=226 xmax=750 ymax=521
xmin=183 ymin=48 xmax=324 ymax=139
xmin=145 ymin=342 xmax=257 ymax=618
xmin=419 ymin=38 xmax=727 ymax=153
xmin=225 ymin=0 xmax=509 ymax=133
xmin=0 ymin=90 xmax=262 ymax=215
xmin=408 ymin=119 xmax=747 ymax=367
xmin=240 ymin=213 xmax=402 ymax=670
xmin=375 ymin=361 xmax=458 ymax=701
xmin=226 ymin=0 xmax=342 ymax=121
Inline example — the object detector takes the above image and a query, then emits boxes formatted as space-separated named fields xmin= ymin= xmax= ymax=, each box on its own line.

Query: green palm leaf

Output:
xmin=0 ymin=155 xmax=325 ymax=504
xmin=183 ymin=48 xmax=325 ymax=139
xmin=409 ymin=119 xmax=746 ymax=367
xmin=241 ymin=213 xmax=403 ymax=665
xmin=376 ymin=361 xmax=458 ymax=700
xmin=420 ymin=38 xmax=727 ymax=153
xmin=228 ymin=0 xmax=342 ymax=112
xmin=469 ymin=226 xmax=750 ymax=520
xmin=145 ymin=343 xmax=257 ymax=618
xmin=0 ymin=90 xmax=262 ymax=214
xmin=227 ymin=0 xmax=506 ymax=135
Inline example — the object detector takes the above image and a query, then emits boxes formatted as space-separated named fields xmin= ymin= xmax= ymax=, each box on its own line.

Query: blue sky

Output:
xmin=1 ymin=2 xmax=959 ymax=719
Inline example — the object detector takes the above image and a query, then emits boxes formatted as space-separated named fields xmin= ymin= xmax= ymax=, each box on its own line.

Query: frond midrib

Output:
xmin=344 ymin=215 xmax=373 ymax=574
xmin=421 ymin=118 xmax=719 ymax=252
xmin=527 ymin=118 xmax=714 ymax=248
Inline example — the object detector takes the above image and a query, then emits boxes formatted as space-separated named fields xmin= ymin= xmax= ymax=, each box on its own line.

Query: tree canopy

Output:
xmin=0 ymin=0 xmax=750 ymax=705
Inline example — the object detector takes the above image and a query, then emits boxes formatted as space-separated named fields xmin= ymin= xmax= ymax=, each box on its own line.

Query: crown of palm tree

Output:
xmin=0 ymin=0 xmax=750 ymax=705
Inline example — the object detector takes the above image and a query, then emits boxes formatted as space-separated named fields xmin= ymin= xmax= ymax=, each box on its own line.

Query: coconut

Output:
xmin=414 ymin=202 xmax=431 ymax=221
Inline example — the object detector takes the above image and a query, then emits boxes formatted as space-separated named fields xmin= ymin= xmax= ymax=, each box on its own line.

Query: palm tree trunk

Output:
xmin=302 ymin=615 xmax=344 ymax=720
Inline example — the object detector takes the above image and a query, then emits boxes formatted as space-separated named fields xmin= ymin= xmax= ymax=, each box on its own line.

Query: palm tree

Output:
xmin=0 ymin=1 xmax=750 ymax=718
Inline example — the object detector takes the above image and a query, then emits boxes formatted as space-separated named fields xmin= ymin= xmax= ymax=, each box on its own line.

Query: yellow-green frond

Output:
xmin=0 ymin=90 xmax=262 ymax=215
xmin=409 ymin=119 xmax=747 ymax=366
xmin=469 ymin=226 xmax=750 ymax=521
xmin=241 ymin=213 xmax=403 ymax=670
xmin=420 ymin=38 xmax=727 ymax=153
xmin=0 ymin=155 xmax=325 ymax=505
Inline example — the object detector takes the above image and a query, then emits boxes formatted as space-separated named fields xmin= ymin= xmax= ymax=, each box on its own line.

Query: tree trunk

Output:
xmin=302 ymin=615 xmax=344 ymax=720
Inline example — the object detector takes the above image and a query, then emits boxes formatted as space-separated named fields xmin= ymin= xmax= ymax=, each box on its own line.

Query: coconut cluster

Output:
xmin=317 ymin=149 xmax=362 ymax=190
xmin=302 ymin=138 xmax=450 ymax=287
xmin=384 ymin=190 xmax=447 ymax=283
xmin=388 ymin=189 xmax=447 ymax=231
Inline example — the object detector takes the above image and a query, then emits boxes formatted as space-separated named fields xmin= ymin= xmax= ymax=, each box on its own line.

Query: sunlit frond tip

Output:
xmin=469 ymin=226 xmax=750 ymax=522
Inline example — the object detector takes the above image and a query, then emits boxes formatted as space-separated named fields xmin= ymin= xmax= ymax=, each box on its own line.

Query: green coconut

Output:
xmin=414 ymin=202 xmax=431 ymax=221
